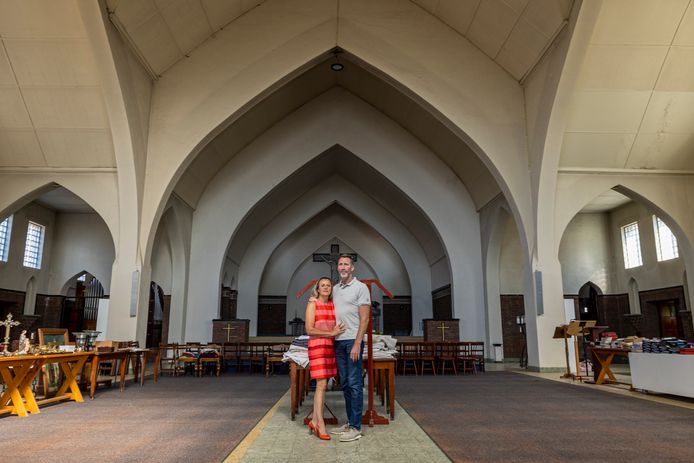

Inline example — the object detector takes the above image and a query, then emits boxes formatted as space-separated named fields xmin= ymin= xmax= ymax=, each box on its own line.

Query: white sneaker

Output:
xmin=330 ymin=423 xmax=350 ymax=435
xmin=339 ymin=427 xmax=362 ymax=442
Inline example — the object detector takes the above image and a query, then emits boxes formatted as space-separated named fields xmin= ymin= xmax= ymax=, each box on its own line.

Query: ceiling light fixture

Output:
xmin=330 ymin=47 xmax=344 ymax=72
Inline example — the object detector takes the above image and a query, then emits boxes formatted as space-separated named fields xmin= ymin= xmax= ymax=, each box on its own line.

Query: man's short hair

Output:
xmin=338 ymin=253 xmax=354 ymax=264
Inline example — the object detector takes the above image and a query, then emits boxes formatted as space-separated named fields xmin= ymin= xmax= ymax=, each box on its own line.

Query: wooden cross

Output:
xmin=438 ymin=322 xmax=449 ymax=341
xmin=223 ymin=323 xmax=235 ymax=342
xmin=1 ymin=313 xmax=20 ymax=349
xmin=313 ymin=244 xmax=357 ymax=283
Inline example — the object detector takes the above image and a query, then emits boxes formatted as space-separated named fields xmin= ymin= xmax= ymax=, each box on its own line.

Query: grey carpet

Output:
xmin=396 ymin=372 xmax=694 ymax=463
xmin=0 ymin=375 xmax=288 ymax=463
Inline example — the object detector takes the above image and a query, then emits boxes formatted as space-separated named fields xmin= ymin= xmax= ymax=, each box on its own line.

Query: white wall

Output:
xmin=150 ymin=220 xmax=173 ymax=294
xmin=48 ymin=212 xmax=115 ymax=294
xmin=559 ymin=212 xmax=614 ymax=295
xmin=499 ymin=213 xmax=524 ymax=294
xmin=0 ymin=202 xmax=56 ymax=297
xmin=609 ymin=202 xmax=686 ymax=293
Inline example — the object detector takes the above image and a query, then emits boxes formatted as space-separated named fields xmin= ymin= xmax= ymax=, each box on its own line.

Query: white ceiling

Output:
xmin=108 ymin=0 xmax=570 ymax=81
xmin=0 ymin=0 xmax=115 ymax=169
xmin=35 ymin=186 xmax=94 ymax=213
xmin=561 ymin=0 xmax=694 ymax=171
xmin=579 ymin=188 xmax=631 ymax=213
xmin=106 ymin=0 xmax=267 ymax=76
xmin=413 ymin=0 xmax=572 ymax=80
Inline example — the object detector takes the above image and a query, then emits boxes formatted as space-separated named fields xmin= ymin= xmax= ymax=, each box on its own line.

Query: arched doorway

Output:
xmin=146 ymin=282 xmax=167 ymax=347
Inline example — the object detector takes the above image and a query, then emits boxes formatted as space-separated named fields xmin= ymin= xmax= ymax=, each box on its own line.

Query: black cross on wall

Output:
xmin=312 ymin=244 xmax=358 ymax=283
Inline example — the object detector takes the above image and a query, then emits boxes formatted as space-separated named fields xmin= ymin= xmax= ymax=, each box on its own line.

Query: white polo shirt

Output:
xmin=332 ymin=277 xmax=371 ymax=341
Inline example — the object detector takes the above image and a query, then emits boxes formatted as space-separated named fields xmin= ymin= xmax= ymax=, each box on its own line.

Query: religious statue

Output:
xmin=17 ymin=330 xmax=31 ymax=354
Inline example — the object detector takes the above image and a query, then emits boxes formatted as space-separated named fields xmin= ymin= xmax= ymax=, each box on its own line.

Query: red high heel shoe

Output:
xmin=308 ymin=421 xmax=331 ymax=440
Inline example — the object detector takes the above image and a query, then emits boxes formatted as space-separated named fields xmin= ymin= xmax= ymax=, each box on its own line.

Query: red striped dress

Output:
xmin=308 ymin=300 xmax=337 ymax=379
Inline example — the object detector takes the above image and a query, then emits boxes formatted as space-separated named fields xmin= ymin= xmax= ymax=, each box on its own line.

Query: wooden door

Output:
xmin=658 ymin=301 xmax=681 ymax=338
xmin=383 ymin=298 xmax=412 ymax=336
xmin=257 ymin=297 xmax=286 ymax=336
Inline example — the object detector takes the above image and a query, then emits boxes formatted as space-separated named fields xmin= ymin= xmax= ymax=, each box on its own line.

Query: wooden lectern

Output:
xmin=553 ymin=320 xmax=596 ymax=380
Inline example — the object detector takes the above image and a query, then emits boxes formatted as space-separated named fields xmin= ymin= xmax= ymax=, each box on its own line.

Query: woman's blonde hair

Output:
xmin=311 ymin=277 xmax=333 ymax=300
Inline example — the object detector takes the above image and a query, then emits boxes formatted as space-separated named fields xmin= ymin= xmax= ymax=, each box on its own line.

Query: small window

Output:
xmin=23 ymin=221 xmax=45 ymax=269
xmin=653 ymin=216 xmax=679 ymax=261
xmin=0 ymin=215 xmax=12 ymax=262
xmin=621 ymin=221 xmax=643 ymax=269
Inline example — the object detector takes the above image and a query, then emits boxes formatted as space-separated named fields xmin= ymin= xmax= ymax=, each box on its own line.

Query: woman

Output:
xmin=305 ymin=277 xmax=345 ymax=440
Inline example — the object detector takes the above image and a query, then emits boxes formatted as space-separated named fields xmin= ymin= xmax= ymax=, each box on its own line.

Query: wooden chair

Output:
xmin=438 ymin=342 xmax=458 ymax=375
xmin=238 ymin=342 xmax=265 ymax=373
xmin=177 ymin=343 xmax=200 ymax=376
xmin=419 ymin=342 xmax=437 ymax=375
xmin=457 ymin=342 xmax=477 ymax=375
xmin=398 ymin=342 xmax=419 ymax=375
xmin=158 ymin=343 xmax=178 ymax=376
xmin=265 ymin=343 xmax=286 ymax=376
xmin=198 ymin=344 xmax=222 ymax=377
xmin=222 ymin=343 xmax=239 ymax=373
xmin=469 ymin=342 xmax=485 ymax=372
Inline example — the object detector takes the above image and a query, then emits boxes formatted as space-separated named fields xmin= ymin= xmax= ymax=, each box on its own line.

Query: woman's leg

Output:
xmin=314 ymin=378 xmax=327 ymax=433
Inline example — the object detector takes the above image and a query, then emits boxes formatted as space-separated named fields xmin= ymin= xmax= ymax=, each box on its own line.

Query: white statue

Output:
xmin=17 ymin=330 xmax=31 ymax=354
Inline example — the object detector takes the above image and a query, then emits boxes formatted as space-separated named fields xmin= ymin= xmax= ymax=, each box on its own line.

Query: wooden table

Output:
xmin=289 ymin=361 xmax=310 ymax=421
xmin=590 ymin=347 xmax=631 ymax=386
xmin=368 ymin=358 xmax=396 ymax=420
xmin=0 ymin=353 xmax=90 ymax=417
xmin=126 ymin=348 xmax=161 ymax=386
xmin=288 ymin=357 xmax=396 ymax=421
xmin=89 ymin=350 xmax=128 ymax=399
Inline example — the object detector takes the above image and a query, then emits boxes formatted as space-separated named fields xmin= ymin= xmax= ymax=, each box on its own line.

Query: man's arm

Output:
xmin=350 ymin=304 xmax=370 ymax=362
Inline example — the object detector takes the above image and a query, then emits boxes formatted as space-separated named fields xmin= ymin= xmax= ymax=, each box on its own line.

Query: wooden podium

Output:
xmin=423 ymin=319 xmax=459 ymax=342
xmin=212 ymin=319 xmax=249 ymax=343
xmin=553 ymin=320 xmax=595 ymax=380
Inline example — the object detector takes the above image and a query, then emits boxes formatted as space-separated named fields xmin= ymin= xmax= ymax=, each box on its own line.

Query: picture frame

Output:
xmin=38 ymin=328 xmax=69 ymax=346
xmin=37 ymin=328 xmax=69 ymax=396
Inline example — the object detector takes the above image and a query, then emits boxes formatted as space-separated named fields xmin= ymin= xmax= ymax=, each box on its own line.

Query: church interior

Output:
xmin=1 ymin=0 xmax=694 ymax=461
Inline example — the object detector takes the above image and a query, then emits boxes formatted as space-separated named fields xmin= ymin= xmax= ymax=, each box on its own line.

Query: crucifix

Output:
xmin=312 ymin=244 xmax=357 ymax=283
xmin=1 ymin=313 xmax=20 ymax=350
xmin=223 ymin=323 xmax=236 ymax=342
xmin=438 ymin=322 xmax=449 ymax=341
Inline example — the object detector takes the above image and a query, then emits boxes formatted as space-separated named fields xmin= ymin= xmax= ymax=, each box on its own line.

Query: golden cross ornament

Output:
xmin=1 ymin=313 xmax=21 ymax=347
xmin=438 ymin=322 xmax=449 ymax=341
xmin=223 ymin=323 xmax=235 ymax=342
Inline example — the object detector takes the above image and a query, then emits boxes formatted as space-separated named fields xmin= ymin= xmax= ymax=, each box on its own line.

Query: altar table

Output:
xmin=0 ymin=353 xmax=90 ymax=417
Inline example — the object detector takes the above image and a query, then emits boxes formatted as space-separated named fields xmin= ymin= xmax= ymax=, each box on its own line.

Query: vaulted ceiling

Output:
xmin=106 ymin=0 xmax=571 ymax=81
xmin=0 ymin=0 xmax=115 ymax=169
xmin=561 ymin=0 xmax=694 ymax=171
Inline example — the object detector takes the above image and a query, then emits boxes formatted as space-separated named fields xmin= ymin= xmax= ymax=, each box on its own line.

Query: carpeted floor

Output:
xmin=0 ymin=375 xmax=288 ymax=463
xmin=397 ymin=372 xmax=694 ymax=463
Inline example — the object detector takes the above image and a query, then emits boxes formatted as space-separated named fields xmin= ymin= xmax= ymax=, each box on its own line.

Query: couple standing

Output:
xmin=305 ymin=254 xmax=370 ymax=442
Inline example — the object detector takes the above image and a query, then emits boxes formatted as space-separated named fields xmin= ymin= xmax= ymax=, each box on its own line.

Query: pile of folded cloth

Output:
xmin=282 ymin=334 xmax=399 ymax=366
xmin=362 ymin=334 xmax=398 ymax=359
xmin=282 ymin=335 xmax=309 ymax=367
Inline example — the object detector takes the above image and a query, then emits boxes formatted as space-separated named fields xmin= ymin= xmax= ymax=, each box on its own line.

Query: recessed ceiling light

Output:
xmin=330 ymin=62 xmax=344 ymax=72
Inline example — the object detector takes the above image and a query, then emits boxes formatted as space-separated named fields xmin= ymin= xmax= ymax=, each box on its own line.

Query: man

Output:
xmin=330 ymin=254 xmax=370 ymax=442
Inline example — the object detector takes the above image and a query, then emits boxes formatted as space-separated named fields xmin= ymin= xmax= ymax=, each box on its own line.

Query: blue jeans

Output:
xmin=335 ymin=339 xmax=364 ymax=430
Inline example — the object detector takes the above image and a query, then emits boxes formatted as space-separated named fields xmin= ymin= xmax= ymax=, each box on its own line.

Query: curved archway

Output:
xmin=557 ymin=182 xmax=694 ymax=340
xmin=141 ymin=38 xmax=531 ymax=285
xmin=184 ymin=89 xmax=485 ymax=341
xmin=233 ymin=174 xmax=433 ymax=336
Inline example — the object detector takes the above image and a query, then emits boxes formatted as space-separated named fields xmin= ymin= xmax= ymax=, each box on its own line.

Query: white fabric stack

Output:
xmin=282 ymin=335 xmax=309 ymax=367
xmin=362 ymin=334 xmax=398 ymax=359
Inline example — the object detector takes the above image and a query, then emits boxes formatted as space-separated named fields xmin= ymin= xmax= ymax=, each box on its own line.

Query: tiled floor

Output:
xmin=225 ymin=388 xmax=451 ymax=463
